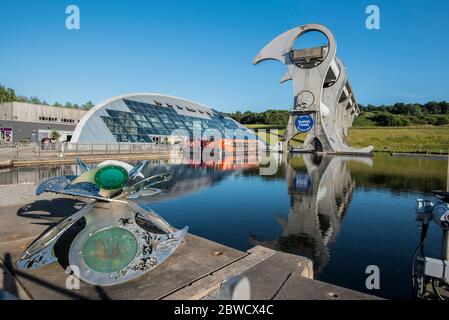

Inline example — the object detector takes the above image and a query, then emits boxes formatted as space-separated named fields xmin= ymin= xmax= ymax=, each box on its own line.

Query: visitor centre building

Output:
xmin=71 ymin=93 xmax=259 ymax=148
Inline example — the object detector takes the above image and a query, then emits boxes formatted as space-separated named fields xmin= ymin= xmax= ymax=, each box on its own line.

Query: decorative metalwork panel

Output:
xmin=83 ymin=228 xmax=138 ymax=273
xmin=17 ymin=159 xmax=188 ymax=287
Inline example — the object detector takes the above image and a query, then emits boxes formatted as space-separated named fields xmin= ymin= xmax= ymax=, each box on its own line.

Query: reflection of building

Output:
xmin=251 ymin=154 xmax=372 ymax=273
xmin=0 ymin=164 xmax=77 ymax=185
xmin=0 ymin=102 xmax=87 ymax=142
xmin=71 ymin=93 xmax=258 ymax=147
xmin=136 ymin=163 xmax=238 ymax=203
xmin=0 ymin=160 xmax=174 ymax=186
xmin=194 ymin=153 xmax=260 ymax=171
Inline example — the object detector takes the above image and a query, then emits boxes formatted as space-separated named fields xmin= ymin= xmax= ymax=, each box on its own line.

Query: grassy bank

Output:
xmin=349 ymin=126 xmax=449 ymax=153
xmin=246 ymin=124 xmax=449 ymax=153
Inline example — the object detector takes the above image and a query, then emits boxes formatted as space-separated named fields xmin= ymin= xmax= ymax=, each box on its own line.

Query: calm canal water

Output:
xmin=1 ymin=153 xmax=447 ymax=299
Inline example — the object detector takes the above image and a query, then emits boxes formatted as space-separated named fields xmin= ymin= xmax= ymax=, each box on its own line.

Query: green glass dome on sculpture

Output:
xmin=94 ymin=165 xmax=129 ymax=190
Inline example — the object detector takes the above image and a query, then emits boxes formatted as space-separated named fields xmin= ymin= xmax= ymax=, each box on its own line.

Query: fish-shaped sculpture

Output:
xmin=17 ymin=158 xmax=188 ymax=286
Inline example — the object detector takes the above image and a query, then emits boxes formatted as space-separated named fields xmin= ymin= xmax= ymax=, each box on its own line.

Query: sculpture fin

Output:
xmin=76 ymin=157 xmax=90 ymax=173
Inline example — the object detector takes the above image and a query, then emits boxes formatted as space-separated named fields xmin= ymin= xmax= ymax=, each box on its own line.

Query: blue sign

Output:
xmin=295 ymin=114 xmax=314 ymax=132
xmin=293 ymin=173 xmax=312 ymax=192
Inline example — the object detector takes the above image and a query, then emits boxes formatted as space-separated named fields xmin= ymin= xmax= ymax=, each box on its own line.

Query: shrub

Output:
xmin=435 ymin=116 xmax=449 ymax=126
xmin=50 ymin=129 xmax=60 ymax=141
xmin=353 ymin=114 xmax=375 ymax=127
xmin=371 ymin=113 xmax=394 ymax=126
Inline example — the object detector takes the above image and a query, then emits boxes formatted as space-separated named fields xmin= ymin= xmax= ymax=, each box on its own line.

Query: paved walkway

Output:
xmin=0 ymin=184 xmax=58 ymax=206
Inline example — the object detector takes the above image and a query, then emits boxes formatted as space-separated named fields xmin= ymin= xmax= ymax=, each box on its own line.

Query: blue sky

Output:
xmin=0 ymin=0 xmax=448 ymax=112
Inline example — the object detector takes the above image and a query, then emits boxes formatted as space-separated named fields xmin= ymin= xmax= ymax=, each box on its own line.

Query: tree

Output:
xmin=439 ymin=101 xmax=449 ymax=114
xmin=368 ymin=113 xmax=393 ymax=126
xmin=50 ymin=129 xmax=60 ymax=141
xmin=436 ymin=116 xmax=449 ymax=126
xmin=0 ymin=83 xmax=16 ymax=103
xmin=409 ymin=104 xmax=423 ymax=117
xmin=29 ymin=96 xmax=42 ymax=104
xmin=15 ymin=95 xmax=29 ymax=103
xmin=424 ymin=101 xmax=441 ymax=114
xmin=82 ymin=101 xmax=95 ymax=110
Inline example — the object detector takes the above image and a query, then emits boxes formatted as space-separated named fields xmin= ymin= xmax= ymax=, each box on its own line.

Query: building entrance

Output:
xmin=0 ymin=128 xmax=13 ymax=142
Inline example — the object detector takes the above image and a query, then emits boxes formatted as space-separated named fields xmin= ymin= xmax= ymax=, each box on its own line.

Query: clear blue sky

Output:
xmin=1 ymin=0 xmax=448 ymax=112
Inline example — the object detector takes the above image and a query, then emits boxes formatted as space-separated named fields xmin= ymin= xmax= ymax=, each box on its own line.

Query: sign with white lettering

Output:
xmin=295 ymin=114 xmax=314 ymax=132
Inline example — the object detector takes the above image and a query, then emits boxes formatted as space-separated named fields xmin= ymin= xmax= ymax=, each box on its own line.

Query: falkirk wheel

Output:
xmin=254 ymin=24 xmax=373 ymax=155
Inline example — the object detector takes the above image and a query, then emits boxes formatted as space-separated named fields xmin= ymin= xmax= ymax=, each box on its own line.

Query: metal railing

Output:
xmin=0 ymin=141 xmax=183 ymax=160
xmin=63 ymin=142 xmax=180 ymax=155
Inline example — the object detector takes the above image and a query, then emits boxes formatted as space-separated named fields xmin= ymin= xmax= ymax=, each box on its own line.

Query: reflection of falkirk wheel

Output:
xmin=254 ymin=24 xmax=373 ymax=155
xmin=250 ymin=155 xmax=373 ymax=273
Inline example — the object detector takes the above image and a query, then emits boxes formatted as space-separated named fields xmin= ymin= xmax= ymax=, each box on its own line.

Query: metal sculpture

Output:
xmin=16 ymin=158 xmax=188 ymax=286
xmin=254 ymin=23 xmax=373 ymax=155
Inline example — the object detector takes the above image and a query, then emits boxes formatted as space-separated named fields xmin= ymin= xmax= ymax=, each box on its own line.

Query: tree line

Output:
xmin=355 ymin=102 xmax=449 ymax=126
xmin=228 ymin=101 xmax=449 ymax=127
xmin=228 ymin=110 xmax=291 ymax=126
xmin=0 ymin=83 xmax=94 ymax=110
xmin=2 ymin=82 xmax=448 ymax=127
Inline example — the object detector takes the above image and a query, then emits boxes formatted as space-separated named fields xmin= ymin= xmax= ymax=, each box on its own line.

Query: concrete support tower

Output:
xmin=254 ymin=24 xmax=373 ymax=155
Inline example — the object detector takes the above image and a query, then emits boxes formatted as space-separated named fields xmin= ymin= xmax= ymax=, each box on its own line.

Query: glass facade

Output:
xmin=100 ymin=99 xmax=257 ymax=143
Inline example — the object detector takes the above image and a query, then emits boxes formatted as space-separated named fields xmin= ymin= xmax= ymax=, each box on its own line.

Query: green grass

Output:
xmin=349 ymin=126 xmax=449 ymax=153
xmin=246 ymin=124 xmax=449 ymax=153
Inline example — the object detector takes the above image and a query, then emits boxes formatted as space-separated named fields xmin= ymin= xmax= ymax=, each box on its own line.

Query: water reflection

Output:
xmin=0 ymin=160 xmax=168 ymax=186
xmin=0 ymin=165 xmax=77 ymax=185
xmin=347 ymin=154 xmax=447 ymax=193
xmin=134 ymin=154 xmax=260 ymax=203
xmin=1 ymin=153 xmax=448 ymax=298
xmin=249 ymin=155 xmax=372 ymax=273
xmin=138 ymin=164 xmax=236 ymax=203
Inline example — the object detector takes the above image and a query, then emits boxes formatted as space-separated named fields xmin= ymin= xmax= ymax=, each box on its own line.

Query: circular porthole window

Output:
xmin=83 ymin=227 xmax=138 ymax=273
xmin=94 ymin=165 xmax=129 ymax=190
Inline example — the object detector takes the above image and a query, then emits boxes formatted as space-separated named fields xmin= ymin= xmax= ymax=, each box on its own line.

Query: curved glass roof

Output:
xmin=99 ymin=98 xmax=258 ymax=143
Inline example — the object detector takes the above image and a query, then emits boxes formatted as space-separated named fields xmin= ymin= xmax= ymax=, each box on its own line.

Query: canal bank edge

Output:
xmin=1 ymin=152 xmax=177 ymax=168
